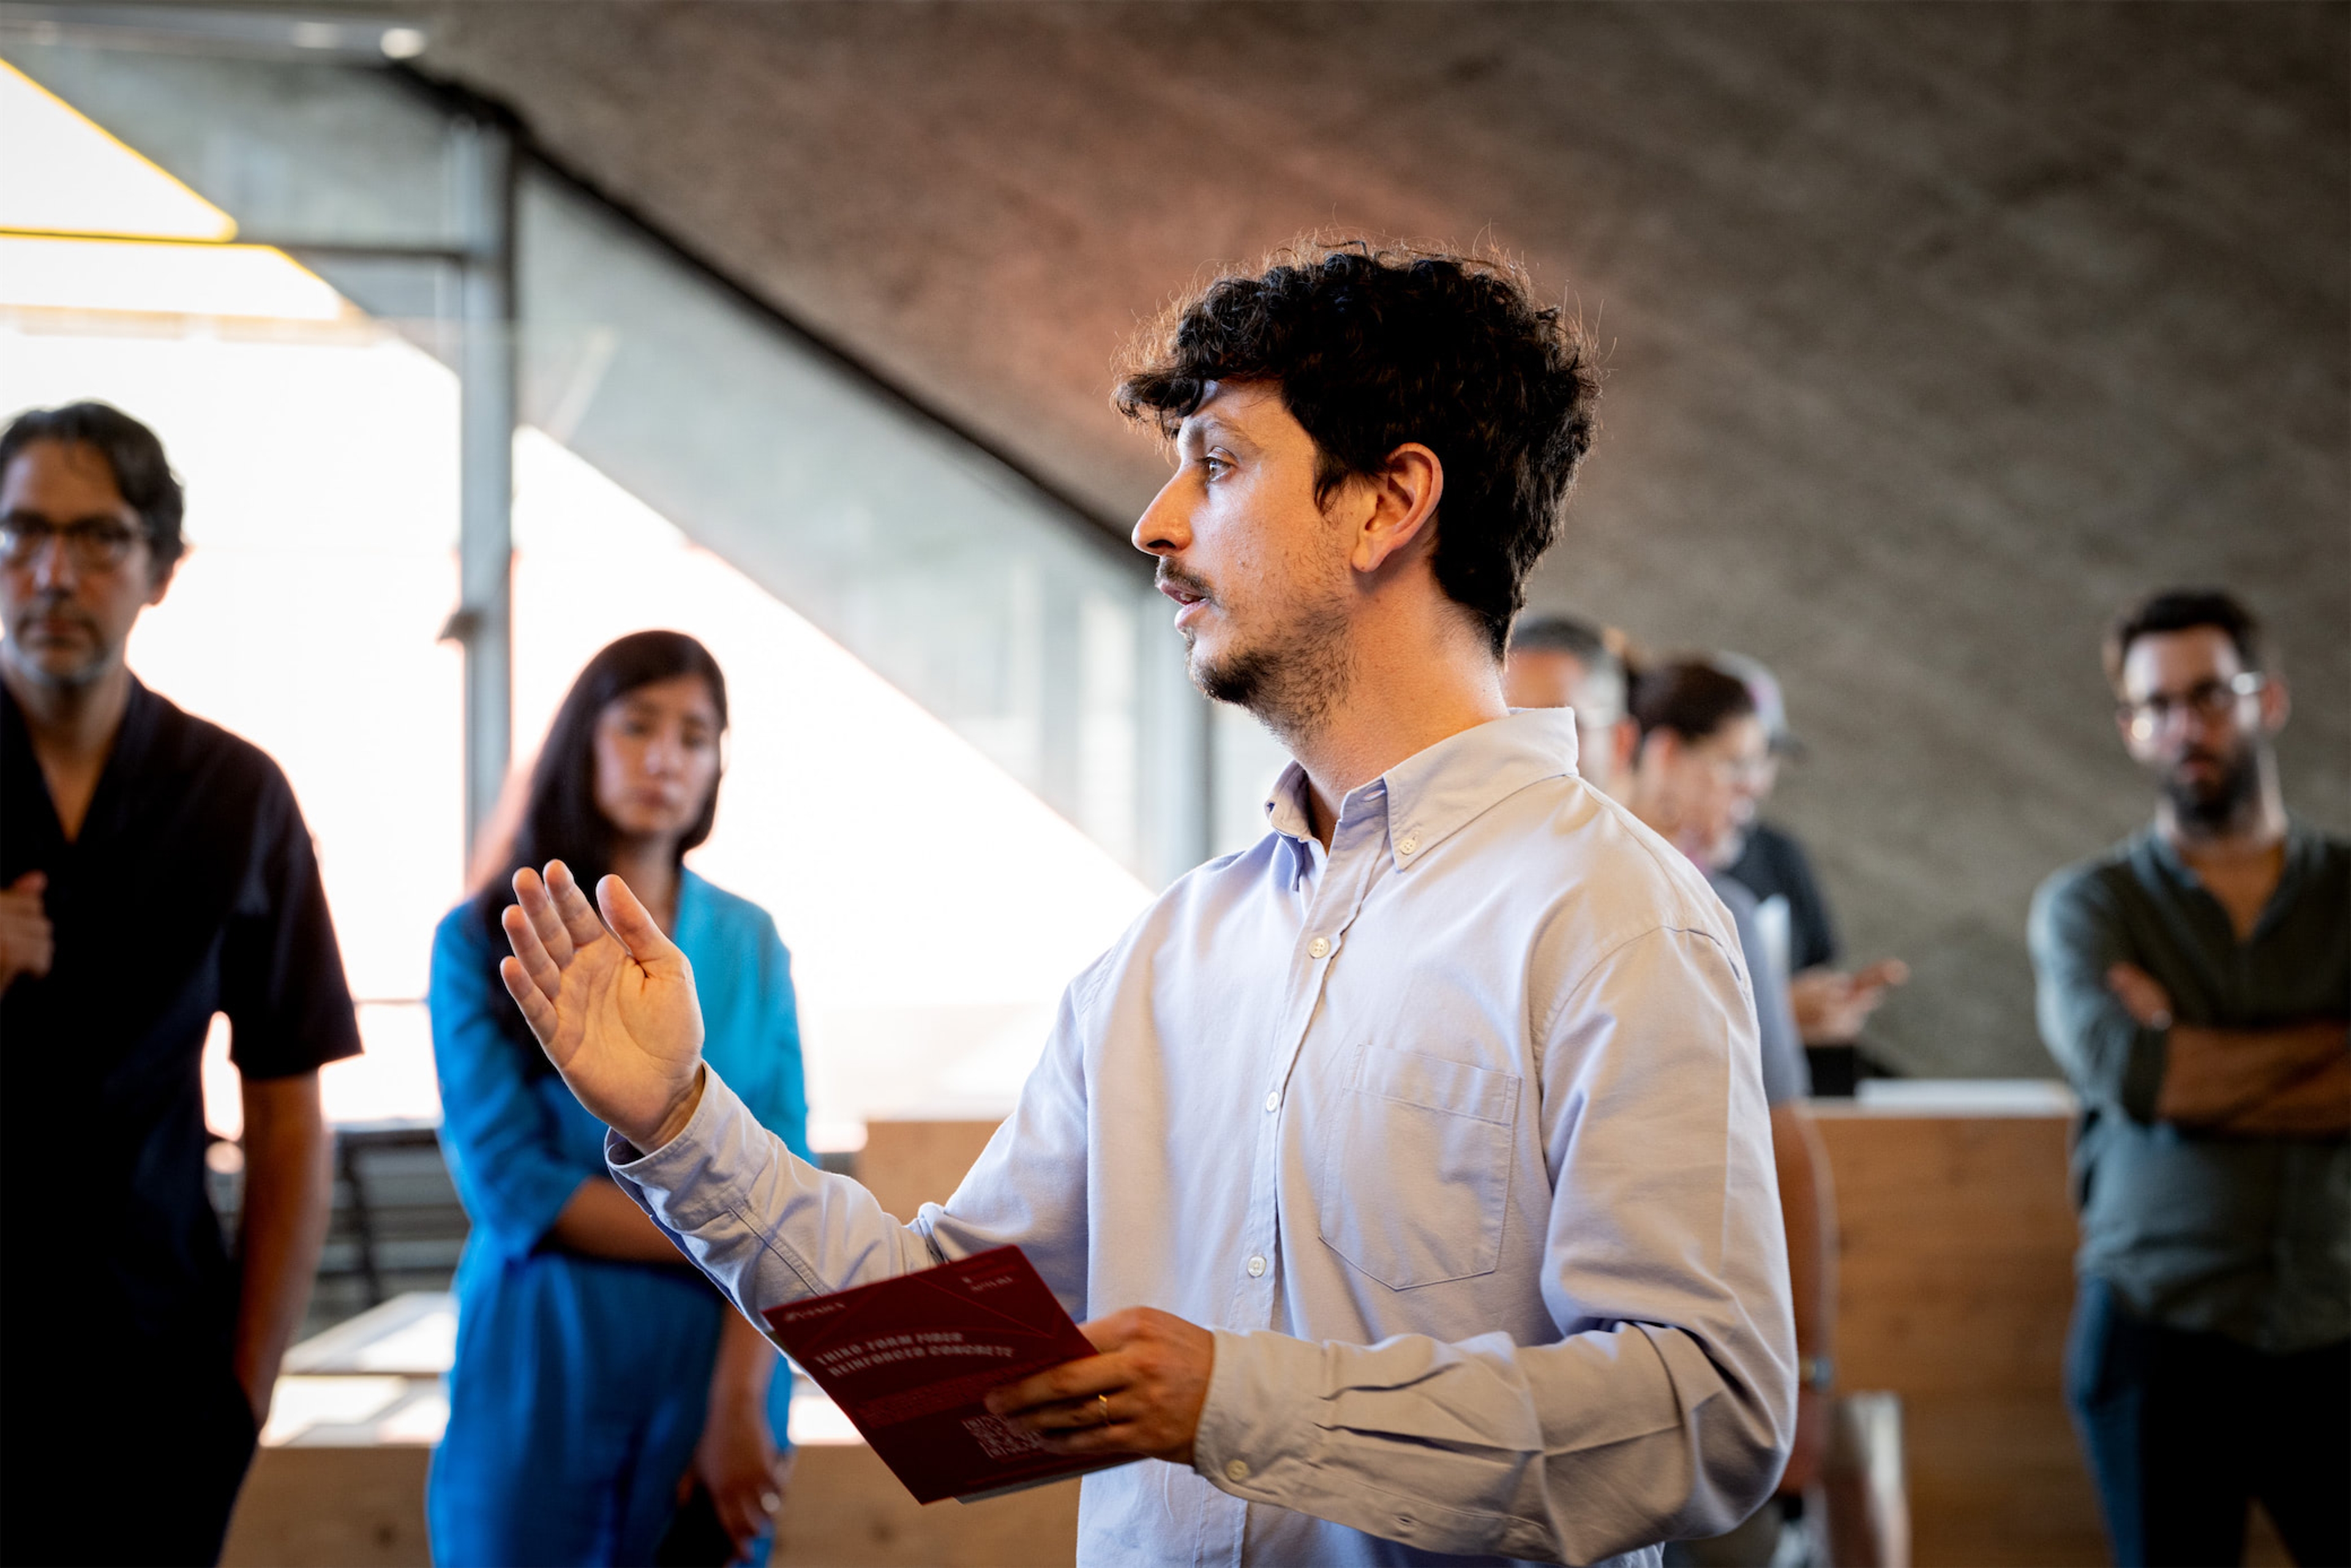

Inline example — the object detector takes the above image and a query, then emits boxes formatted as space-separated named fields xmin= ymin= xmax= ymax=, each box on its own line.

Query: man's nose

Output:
xmin=2172 ymin=700 xmax=2228 ymax=745
xmin=1131 ymin=475 xmax=1191 ymax=558
xmin=24 ymin=535 xmax=77 ymax=589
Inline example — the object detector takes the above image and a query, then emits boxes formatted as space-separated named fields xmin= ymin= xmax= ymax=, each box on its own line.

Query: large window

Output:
xmin=0 ymin=37 xmax=1237 ymax=1146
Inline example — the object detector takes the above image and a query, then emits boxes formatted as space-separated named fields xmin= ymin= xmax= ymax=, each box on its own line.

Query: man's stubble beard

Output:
xmin=2161 ymin=733 xmax=2265 ymax=834
xmin=1188 ymin=588 xmax=1356 ymax=748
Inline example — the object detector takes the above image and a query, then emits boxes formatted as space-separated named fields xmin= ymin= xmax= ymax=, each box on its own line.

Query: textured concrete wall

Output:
xmin=411 ymin=2 xmax=2348 ymax=1076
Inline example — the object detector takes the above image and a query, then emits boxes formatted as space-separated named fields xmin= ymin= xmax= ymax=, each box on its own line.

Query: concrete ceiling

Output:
xmin=405 ymin=1 xmax=2348 ymax=1076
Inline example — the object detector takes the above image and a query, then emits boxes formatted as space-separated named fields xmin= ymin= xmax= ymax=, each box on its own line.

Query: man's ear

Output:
xmin=1610 ymin=717 xmax=1641 ymax=782
xmin=1346 ymin=442 xmax=1444 ymax=577
xmin=2259 ymin=672 xmax=2290 ymax=735
xmin=143 ymin=552 xmax=178 ymax=609
xmin=1636 ymin=727 xmax=1679 ymax=777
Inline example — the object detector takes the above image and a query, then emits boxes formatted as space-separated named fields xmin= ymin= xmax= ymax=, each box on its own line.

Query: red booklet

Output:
xmin=762 ymin=1246 xmax=1135 ymax=1504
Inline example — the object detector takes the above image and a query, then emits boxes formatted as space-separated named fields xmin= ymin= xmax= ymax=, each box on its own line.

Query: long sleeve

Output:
xmin=2030 ymin=868 xmax=2168 ymax=1122
xmin=607 ymin=971 xmax=1099 ymax=1322
xmin=428 ymin=910 xmax=594 ymax=1258
xmin=1191 ymin=925 xmax=1797 ymax=1564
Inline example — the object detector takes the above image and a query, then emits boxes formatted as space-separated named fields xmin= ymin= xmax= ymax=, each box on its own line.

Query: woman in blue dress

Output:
xmin=427 ymin=631 xmax=809 ymax=1567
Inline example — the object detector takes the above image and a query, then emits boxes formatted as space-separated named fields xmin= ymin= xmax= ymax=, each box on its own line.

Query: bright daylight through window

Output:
xmin=0 ymin=61 xmax=1151 ymax=1150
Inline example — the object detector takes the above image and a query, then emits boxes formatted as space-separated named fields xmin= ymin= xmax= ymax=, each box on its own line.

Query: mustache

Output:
xmin=18 ymin=595 xmax=97 ymax=631
xmin=1155 ymin=563 xmax=1213 ymax=602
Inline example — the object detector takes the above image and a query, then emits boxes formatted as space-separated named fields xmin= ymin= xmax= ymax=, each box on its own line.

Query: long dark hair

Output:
xmin=470 ymin=630 xmax=729 ymax=1069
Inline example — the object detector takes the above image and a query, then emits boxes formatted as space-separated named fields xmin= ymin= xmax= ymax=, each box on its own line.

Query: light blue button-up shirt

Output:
xmin=611 ymin=710 xmax=1794 ymax=1567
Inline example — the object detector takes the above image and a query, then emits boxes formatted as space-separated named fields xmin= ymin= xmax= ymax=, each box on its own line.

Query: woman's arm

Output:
xmin=547 ymin=1174 xmax=696 ymax=1264
xmin=432 ymin=911 xmax=617 ymax=1258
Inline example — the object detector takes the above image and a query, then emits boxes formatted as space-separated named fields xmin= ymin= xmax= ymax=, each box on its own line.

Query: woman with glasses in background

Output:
xmin=426 ymin=630 xmax=808 ymax=1567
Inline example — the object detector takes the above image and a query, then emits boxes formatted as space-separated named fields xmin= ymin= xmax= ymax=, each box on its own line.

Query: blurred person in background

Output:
xmin=0 ymin=402 xmax=355 ymax=1566
xmin=1500 ymin=612 xmax=1638 ymax=788
xmin=1617 ymin=655 xmax=1837 ymax=1568
xmin=2030 ymin=588 xmax=2346 ymax=1568
xmin=1710 ymin=652 xmax=1906 ymax=1090
xmin=427 ymin=631 xmax=809 ymax=1568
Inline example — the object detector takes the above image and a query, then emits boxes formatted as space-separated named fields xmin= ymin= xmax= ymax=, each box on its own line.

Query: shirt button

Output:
xmin=1247 ymin=1255 xmax=1266 ymax=1277
xmin=1308 ymin=936 xmax=1330 ymax=959
xmin=1263 ymin=1090 xmax=1280 ymax=1113
xmin=1398 ymin=835 xmax=1419 ymax=855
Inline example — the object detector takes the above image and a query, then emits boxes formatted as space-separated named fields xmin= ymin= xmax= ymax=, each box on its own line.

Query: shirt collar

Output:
xmin=1261 ymin=708 xmax=1582 ymax=873
xmin=2135 ymin=814 xmax=2326 ymax=913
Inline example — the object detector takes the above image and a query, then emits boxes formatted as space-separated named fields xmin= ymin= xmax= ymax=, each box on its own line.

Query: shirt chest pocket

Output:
xmin=1316 ymin=1046 xmax=1522 ymax=1290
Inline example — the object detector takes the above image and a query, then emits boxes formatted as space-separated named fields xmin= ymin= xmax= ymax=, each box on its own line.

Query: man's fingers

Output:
xmin=984 ymin=1354 xmax=1121 ymax=1417
xmin=2104 ymin=962 xmax=2173 ymax=1027
xmin=597 ymin=874 xmax=684 ymax=966
xmin=544 ymin=861 xmax=611 ymax=953
xmin=498 ymin=956 xmax=561 ymax=1046
xmin=501 ymin=906 xmax=564 ymax=1005
xmin=500 ymin=893 xmax=563 ymax=990
xmin=6 ymin=870 xmax=44 ymax=896
xmin=512 ymin=867 xmax=579 ymax=968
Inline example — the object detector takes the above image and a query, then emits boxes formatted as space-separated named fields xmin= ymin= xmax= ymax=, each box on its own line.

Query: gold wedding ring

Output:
xmin=1096 ymin=1394 xmax=1112 ymax=1427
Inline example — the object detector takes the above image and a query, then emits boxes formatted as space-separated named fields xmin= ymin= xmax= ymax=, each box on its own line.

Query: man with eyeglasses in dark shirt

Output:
xmin=2029 ymin=588 xmax=2347 ymax=1568
xmin=0 ymin=402 xmax=359 ymax=1566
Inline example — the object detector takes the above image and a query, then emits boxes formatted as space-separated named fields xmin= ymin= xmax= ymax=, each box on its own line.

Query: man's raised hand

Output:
xmin=499 ymin=861 xmax=708 ymax=1150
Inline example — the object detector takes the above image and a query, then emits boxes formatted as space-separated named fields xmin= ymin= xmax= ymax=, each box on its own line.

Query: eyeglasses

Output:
xmin=2120 ymin=672 xmax=2265 ymax=741
xmin=0 ymin=516 xmax=149 ymax=571
xmin=1707 ymin=754 xmax=1774 ymax=789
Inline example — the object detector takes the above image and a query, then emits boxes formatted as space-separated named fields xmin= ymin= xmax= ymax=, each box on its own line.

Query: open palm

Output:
xmin=500 ymin=861 xmax=709 ymax=1149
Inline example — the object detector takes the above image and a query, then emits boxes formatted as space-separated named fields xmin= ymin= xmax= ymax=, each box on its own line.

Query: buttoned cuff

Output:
xmin=1193 ymin=1327 xmax=1326 ymax=1502
xmin=605 ymin=1065 xmax=763 ymax=1231
xmin=2119 ymin=1024 xmax=2171 ymax=1123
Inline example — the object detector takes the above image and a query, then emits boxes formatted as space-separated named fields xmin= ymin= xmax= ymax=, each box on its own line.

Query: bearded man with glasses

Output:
xmin=2029 ymin=588 xmax=2347 ymax=1568
xmin=0 ymin=402 xmax=358 ymax=1566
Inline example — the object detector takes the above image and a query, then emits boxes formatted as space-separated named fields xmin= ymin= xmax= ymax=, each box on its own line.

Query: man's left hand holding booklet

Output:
xmin=763 ymin=1246 xmax=1137 ymax=1504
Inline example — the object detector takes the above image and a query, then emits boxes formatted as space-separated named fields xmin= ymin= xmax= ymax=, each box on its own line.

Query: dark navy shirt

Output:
xmin=2029 ymin=819 xmax=2349 ymax=1351
xmin=1721 ymin=820 xmax=1839 ymax=975
xmin=1 ymin=675 xmax=360 ymax=1362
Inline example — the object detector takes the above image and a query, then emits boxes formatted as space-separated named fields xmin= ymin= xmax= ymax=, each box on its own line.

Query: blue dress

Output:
xmin=425 ymin=870 xmax=810 ymax=1567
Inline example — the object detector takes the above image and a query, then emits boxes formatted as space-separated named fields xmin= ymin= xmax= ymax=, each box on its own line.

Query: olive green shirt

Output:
xmin=2030 ymin=819 xmax=2349 ymax=1352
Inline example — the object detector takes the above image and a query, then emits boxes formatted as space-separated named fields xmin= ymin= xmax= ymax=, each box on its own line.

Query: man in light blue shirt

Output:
xmin=497 ymin=241 xmax=1796 ymax=1566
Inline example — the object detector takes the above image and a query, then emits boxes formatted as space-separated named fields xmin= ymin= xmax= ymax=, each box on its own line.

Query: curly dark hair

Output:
xmin=1114 ymin=239 xmax=1602 ymax=658
xmin=0 ymin=401 xmax=186 ymax=572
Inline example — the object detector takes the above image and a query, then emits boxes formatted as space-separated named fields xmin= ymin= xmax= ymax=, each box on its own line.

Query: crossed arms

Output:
xmin=2105 ymin=962 xmax=2350 ymax=1137
xmin=2029 ymin=877 xmax=2347 ymax=1139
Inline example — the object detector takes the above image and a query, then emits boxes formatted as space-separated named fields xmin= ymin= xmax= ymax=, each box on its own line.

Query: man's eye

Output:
xmin=1202 ymin=454 xmax=1232 ymax=479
